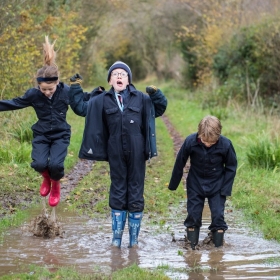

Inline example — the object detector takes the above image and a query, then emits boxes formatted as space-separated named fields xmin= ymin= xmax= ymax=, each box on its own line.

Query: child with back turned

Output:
xmin=168 ymin=115 xmax=237 ymax=248
xmin=0 ymin=36 xmax=71 ymax=207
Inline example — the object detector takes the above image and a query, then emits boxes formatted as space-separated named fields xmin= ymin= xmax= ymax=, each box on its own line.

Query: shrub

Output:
xmin=246 ymin=133 xmax=280 ymax=170
xmin=0 ymin=4 xmax=87 ymax=99
xmin=213 ymin=16 xmax=280 ymax=107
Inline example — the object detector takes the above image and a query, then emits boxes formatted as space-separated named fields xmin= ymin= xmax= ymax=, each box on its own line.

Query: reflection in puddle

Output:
xmin=1 ymin=201 xmax=280 ymax=280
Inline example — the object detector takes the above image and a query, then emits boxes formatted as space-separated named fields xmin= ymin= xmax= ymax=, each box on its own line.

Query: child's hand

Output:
xmin=70 ymin=73 xmax=83 ymax=85
xmin=146 ymin=85 xmax=158 ymax=95
xmin=90 ymin=86 xmax=105 ymax=97
xmin=168 ymin=184 xmax=177 ymax=191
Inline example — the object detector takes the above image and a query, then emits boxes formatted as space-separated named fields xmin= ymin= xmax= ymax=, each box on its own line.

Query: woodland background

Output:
xmin=1 ymin=0 xmax=280 ymax=112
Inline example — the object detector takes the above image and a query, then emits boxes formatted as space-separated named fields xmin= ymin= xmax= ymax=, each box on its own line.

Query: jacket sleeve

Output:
xmin=0 ymin=90 xmax=32 ymax=111
xmin=69 ymin=84 xmax=89 ymax=117
xmin=69 ymin=85 xmax=105 ymax=116
xmin=168 ymin=138 xmax=190 ymax=191
xmin=221 ymin=141 xmax=238 ymax=196
xmin=148 ymin=89 xmax=167 ymax=117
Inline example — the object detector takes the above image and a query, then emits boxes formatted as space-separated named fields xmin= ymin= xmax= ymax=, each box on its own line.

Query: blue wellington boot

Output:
xmin=111 ymin=209 xmax=127 ymax=247
xmin=128 ymin=212 xmax=143 ymax=248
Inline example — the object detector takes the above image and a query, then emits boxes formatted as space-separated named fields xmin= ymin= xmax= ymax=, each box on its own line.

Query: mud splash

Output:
xmin=19 ymin=159 xmax=94 ymax=239
xmin=22 ymin=200 xmax=64 ymax=238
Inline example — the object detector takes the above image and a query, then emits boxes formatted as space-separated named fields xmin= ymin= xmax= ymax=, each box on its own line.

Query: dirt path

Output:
xmin=60 ymin=159 xmax=94 ymax=201
xmin=161 ymin=114 xmax=184 ymax=155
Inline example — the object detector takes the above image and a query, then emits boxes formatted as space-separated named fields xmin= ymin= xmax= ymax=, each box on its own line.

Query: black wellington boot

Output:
xmin=186 ymin=227 xmax=200 ymax=250
xmin=213 ymin=229 xmax=224 ymax=247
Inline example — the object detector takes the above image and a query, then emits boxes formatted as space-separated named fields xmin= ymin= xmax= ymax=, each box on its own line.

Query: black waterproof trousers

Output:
xmin=184 ymin=189 xmax=228 ymax=231
xmin=31 ymin=130 xmax=70 ymax=181
xmin=104 ymin=93 xmax=146 ymax=213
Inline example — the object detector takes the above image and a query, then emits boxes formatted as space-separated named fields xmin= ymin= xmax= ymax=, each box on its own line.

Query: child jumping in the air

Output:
xmin=168 ymin=115 xmax=237 ymax=248
xmin=69 ymin=61 xmax=167 ymax=248
xmin=0 ymin=36 xmax=71 ymax=207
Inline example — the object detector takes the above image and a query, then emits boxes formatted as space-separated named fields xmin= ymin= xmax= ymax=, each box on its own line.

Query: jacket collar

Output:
xmin=107 ymin=84 xmax=138 ymax=96
xmin=191 ymin=133 xmax=223 ymax=149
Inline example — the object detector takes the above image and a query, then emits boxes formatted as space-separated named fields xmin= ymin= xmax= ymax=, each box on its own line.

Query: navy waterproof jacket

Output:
xmin=168 ymin=133 xmax=237 ymax=196
xmin=0 ymin=82 xmax=70 ymax=135
xmin=69 ymin=84 xmax=167 ymax=161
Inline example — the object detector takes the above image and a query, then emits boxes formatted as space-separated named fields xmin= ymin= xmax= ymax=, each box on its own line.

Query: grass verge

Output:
xmin=0 ymin=263 xmax=170 ymax=280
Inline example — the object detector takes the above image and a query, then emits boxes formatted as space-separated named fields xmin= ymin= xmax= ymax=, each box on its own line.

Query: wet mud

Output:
xmin=1 ymin=116 xmax=280 ymax=279
xmin=1 ymin=202 xmax=280 ymax=279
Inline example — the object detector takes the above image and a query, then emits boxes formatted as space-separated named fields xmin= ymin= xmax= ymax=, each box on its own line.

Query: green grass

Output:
xmin=245 ymin=132 xmax=280 ymax=170
xmin=0 ymin=263 xmax=170 ymax=280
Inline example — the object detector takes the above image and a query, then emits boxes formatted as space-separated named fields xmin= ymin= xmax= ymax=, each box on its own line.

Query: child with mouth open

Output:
xmin=69 ymin=61 xmax=167 ymax=248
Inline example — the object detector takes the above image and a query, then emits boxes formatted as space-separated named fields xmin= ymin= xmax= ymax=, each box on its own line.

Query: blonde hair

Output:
xmin=198 ymin=115 xmax=222 ymax=141
xmin=36 ymin=36 xmax=59 ymax=83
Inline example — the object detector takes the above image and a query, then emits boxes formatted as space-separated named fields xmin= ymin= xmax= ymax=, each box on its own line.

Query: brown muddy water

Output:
xmin=1 ymin=200 xmax=280 ymax=279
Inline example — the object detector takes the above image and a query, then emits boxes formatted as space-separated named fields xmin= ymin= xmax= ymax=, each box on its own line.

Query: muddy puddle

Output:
xmin=1 ymin=200 xmax=280 ymax=279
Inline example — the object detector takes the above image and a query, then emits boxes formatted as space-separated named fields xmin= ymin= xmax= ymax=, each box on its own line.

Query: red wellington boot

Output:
xmin=40 ymin=170 xmax=51 ymax=197
xmin=49 ymin=179 xmax=60 ymax=207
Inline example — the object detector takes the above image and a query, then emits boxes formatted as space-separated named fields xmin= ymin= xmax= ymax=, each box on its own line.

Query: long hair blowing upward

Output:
xmin=36 ymin=36 xmax=59 ymax=80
